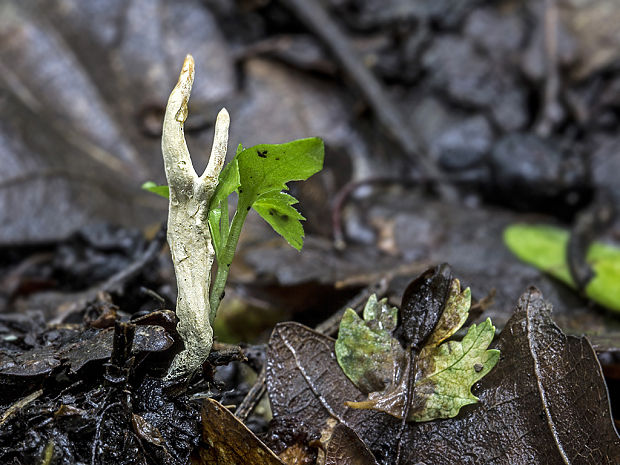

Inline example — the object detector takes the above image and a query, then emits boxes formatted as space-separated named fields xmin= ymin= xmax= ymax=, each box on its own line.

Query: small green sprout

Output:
xmin=504 ymin=223 xmax=620 ymax=312
xmin=151 ymin=55 xmax=323 ymax=380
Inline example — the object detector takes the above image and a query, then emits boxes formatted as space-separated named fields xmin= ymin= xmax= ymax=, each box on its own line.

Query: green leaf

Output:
xmin=236 ymin=138 xmax=324 ymax=202
xmin=335 ymin=295 xmax=404 ymax=393
xmin=142 ymin=181 xmax=169 ymax=199
xmin=504 ymin=224 xmax=620 ymax=312
xmin=340 ymin=280 xmax=499 ymax=422
xmin=407 ymin=318 xmax=499 ymax=421
xmin=207 ymin=138 xmax=324 ymax=316
xmin=425 ymin=279 xmax=470 ymax=347
xmin=253 ymin=192 xmax=306 ymax=250
xmin=235 ymin=138 xmax=324 ymax=249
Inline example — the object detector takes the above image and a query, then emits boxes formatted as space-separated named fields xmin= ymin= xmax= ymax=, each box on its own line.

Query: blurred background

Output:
xmin=1 ymin=0 xmax=620 ymax=350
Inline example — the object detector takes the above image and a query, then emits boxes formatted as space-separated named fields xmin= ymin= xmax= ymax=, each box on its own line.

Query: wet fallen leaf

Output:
xmin=396 ymin=263 xmax=452 ymax=351
xmin=0 ymin=0 xmax=235 ymax=243
xmin=63 ymin=325 xmax=174 ymax=373
xmin=266 ymin=287 xmax=620 ymax=464
xmin=0 ymin=323 xmax=173 ymax=384
xmin=336 ymin=268 xmax=499 ymax=422
xmin=193 ymin=398 xmax=285 ymax=465
xmin=334 ymin=294 xmax=403 ymax=394
xmin=323 ymin=424 xmax=379 ymax=465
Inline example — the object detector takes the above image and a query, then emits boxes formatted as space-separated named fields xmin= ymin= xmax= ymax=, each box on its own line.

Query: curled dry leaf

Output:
xmin=266 ymin=288 xmax=620 ymax=464
xmin=193 ymin=398 xmax=285 ymax=465
xmin=323 ymin=423 xmax=379 ymax=465
xmin=396 ymin=263 xmax=452 ymax=351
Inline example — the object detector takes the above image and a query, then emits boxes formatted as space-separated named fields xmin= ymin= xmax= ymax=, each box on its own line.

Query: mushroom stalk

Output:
xmin=161 ymin=55 xmax=229 ymax=381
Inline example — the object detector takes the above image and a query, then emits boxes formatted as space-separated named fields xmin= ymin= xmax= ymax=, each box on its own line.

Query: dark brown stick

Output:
xmin=536 ymin=0 xmax=560 ymax=136
xmin=277 ymin=0 xmax=455 ymax=200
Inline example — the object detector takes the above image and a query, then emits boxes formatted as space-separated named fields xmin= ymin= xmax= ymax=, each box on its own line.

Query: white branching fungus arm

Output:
xmin=162 ymin=55 xmax=229 ymax=381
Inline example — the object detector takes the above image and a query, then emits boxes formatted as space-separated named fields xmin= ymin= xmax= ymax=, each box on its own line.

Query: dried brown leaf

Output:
xmin=324 ymin=424 xmax=379 ymax=465
xmin=266 ymin=288 xmax=620 ymax=464
xmin=193 ymin=398 xmax=285 ymax=465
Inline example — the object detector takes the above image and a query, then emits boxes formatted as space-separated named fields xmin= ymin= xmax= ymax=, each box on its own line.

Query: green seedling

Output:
xmin=504 ymin=223 xmax=620 ymax=312
xmin=148 ymin=55 xmax=323 ymax=380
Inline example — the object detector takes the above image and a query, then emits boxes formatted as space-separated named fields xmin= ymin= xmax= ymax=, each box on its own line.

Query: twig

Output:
xmin=535 ymin=0 xmax=560 ymax=137
xmin=49 ymin=224 xmax=167 ymax=324
xmin=0 ymin=389 xmax=43 ymax=427
xmin=234 ymin=368 xmax=267 ymax=422
xmin=101 ymin=223 xmax=167 ymax=295
xmin=567 ymin=192 xmax=615 ymax=292
xmin=331 ymin=176 xmax=412 ymax=249
xmin=277 ymin=0 xmax=455 ymax=200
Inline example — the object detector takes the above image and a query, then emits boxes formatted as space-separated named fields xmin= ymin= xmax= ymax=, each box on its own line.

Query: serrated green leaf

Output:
xmin=142 ymin=181 xmax=169 ymax=199
xmin=207 ymin=137 xmax=324 ymax=314
xmin=236 ymin=138 xmax=324 ymax=202
xmin=408 ymin=318 xmax=499 ymax=421
xmin=425 ymin=279 xmax=470 ymax=347
xmin=342 ymin=280 xmax=499 ymax=422
xmin=335 ymin=295 xmax=403 ymax=393
xmin=253 ymin=192 xmax=306 ymax=250
xmin=233 ymin=138 xmax=324 ymax=250
xmin=504 ymin=224 xmax=620 ymax=312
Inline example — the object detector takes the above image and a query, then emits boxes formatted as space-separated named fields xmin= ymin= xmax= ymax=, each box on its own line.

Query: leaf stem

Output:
xmin=209 ymin=202 xmax=250 ymax=321
xmin=220 ymin=198 xmax=229 ymax=246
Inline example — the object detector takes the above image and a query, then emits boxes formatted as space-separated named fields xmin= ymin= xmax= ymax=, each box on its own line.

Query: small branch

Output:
xmin=535 ymin=0 xmax=561 ymax=137
xmin=278 ymin=0 xmax=456 ymax=200
xmin=234 ymin=368 xmax=267 ymax=422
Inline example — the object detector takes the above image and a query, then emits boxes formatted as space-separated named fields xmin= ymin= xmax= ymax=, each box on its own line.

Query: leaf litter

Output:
xmin=1 ymin=257 xmax=619 ymax=463
xmin=336 ymin=268 xmax=499 ymax=422
xmin=266 ymin=274 xmax=620 ymax=464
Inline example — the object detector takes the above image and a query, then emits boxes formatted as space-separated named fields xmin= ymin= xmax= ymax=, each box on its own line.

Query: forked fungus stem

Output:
xmin=161 ymin=55 xmax=229 ymax=381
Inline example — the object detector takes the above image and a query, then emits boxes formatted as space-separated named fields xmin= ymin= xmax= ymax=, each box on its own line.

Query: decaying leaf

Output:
xmin=323 ymin=424 xmax=379 ymax=465
xmin=0 ymin=322 xmax=173 ymax=391
xmin=267 ymin=322 xmax=399 ymax=464
xmin=346 ymin=318 xmax=498 ymax=422
xmin=193 ymin=398 xmax=285 ymax=465
xmin=266 ymin=288 xmax=620 ymax=464
xmin=334 ymin=294 xmax=403 ymax=394
xmin=396 ymin=263 xmax=452 ymax=351
xmin=261 ymin=416 xmax=320 ymax=465
xmin=336 ymin=271 xmax=499 ymax=422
